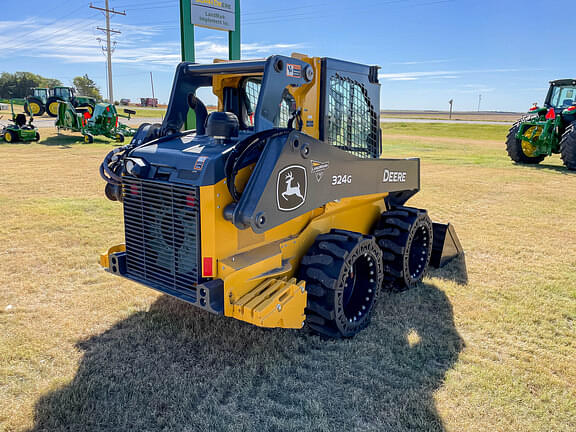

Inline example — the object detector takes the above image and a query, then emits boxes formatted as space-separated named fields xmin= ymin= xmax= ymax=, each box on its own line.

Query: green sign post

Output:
xmin=179 ymin=0 xmax=241 ymax=129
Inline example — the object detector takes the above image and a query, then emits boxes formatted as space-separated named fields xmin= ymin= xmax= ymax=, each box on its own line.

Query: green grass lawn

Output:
xmin=127 ymin=107 xmax=166 ymax=118
xmin=0 ymin=123 xmax=575 ymax=431
xmin=381 ymin=121 xmax=511 ymax=141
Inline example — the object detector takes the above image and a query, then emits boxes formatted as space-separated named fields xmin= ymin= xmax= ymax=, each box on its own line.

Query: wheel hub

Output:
xmin=30 ymin=103 xmax=41 ymax=115
xmin=521 ymin=126 xmax=542 ymax=157
xmin=407 ymin=225 xmax=430 ymax=280
xmin=342 ymin=253 xmax=379 ymax=321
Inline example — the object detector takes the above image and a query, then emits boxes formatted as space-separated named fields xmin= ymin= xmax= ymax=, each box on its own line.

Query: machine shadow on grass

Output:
xmin=29 ymin=283 xmax=463 ymax=432
xmin=39 ymin=134 xmax=118 ymax=147
xmin=528 ymin=163 xmax=576 ymax=174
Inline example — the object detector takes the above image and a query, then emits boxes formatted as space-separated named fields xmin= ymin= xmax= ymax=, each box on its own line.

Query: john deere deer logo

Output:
xmin=282 ymin=171 xmax=304 ymax=201
xmin=277 ymin=165 xmax=307 ymax=212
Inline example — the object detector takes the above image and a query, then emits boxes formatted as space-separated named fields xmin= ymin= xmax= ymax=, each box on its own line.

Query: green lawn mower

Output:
xmin=56 ymin=101 xmax=136 ymax=143
xmin=23 ymin=87 xmax=49 ymax=117
xmin=1 ymin=100 xmax=40 ymax=143
xmin=506 ymin=79 xmax=576 ymax=170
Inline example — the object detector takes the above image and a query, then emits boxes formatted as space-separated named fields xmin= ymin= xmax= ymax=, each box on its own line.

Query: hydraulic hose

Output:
xmin=225 ymin=128 xmax=292 ymax=201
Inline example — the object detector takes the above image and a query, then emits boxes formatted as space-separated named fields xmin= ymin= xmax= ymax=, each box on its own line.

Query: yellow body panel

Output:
xmin=232 ymin=277 xmax=306 ymax=328
xmin=99 ymin=244 xmax=126 ymax=268
xmin=211 ymin=53 xmax=320 ymax=137
xmin=290 ymin=54 xmax=322 ymax=139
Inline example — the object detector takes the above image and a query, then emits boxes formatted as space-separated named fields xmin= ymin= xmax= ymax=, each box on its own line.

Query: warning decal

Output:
xmin=286 ymin=64 xmax=302 ymax=78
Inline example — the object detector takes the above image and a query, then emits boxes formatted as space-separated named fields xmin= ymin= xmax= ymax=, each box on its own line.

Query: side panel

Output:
xmin=233 ymin=131 xmax=419 ymax=233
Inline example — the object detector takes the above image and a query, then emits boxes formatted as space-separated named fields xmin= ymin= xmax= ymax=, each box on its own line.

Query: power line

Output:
xmin=90 ymin=1 xmax=126 ymax=103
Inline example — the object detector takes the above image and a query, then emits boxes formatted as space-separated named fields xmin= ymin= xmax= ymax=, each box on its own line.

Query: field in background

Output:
xmin=1 ymin=123 xmax=575 ymax=431
xmin=122 ymin=107 xmax=166 ymax=118
xmin=3 ymin=108 xmax=514 ymax=123
xmin=381 ymin=110 xmax=521 ymax=122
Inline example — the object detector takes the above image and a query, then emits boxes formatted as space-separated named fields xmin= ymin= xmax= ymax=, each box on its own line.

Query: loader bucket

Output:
xmin=430 ymin=222 xmax=463 ymax=268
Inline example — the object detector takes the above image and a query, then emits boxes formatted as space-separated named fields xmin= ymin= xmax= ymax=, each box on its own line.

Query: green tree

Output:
xmin=73 ymin=74 xmax=102 ymax=101
xmin=0 ymin=72 xmax=62 ymax=98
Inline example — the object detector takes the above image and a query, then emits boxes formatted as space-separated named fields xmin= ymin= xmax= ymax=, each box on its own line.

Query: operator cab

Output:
xmin=53 ymin=87 xmax=74 ymax=101
xmin=180 ymin=72 xmax=298 ymax=135
xmin=32 ymin=88 xmax=48 ymax=100
xmin=545 ymin=79 xmax=576 ymax=111
xmin=160 ymin=55 xmax=380 ymax=160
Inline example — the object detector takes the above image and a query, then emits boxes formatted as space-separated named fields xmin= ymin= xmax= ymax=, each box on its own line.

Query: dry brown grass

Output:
xmin=1 ymin=124 xmax=575 ymax=431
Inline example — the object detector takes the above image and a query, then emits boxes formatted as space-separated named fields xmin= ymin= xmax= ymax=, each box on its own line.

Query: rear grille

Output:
xmin=122 ymin=177 xmax=201 ymax=299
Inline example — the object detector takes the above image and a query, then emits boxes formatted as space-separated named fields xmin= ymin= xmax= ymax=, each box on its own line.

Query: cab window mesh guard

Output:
xmin=327 ymin=74 xmax=379 ymax=158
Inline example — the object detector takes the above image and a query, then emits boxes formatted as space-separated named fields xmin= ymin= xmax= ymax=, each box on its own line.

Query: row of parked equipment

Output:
xmin=24 ymin=86 xmax=96 ymax=117
xmin=2 ymin=97 xmax=136 ymax=143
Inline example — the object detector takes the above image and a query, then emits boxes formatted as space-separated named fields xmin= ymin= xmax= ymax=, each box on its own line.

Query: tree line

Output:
xmin=0 ymin=72 xmax=103 ymax=101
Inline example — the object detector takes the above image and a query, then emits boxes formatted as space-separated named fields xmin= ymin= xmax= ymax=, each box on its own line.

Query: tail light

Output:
xmin=203 ymin=257 xmax=214 ymax=277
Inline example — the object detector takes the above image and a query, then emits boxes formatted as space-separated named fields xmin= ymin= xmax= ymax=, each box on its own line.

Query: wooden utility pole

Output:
xmin=449 ymin=99 xmax=454 ymax=120
xmin=90 ymin=1 xmax=126 ymax=103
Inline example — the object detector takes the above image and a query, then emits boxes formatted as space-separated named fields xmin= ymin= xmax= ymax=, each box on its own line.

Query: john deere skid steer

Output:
xmin=99 ymin=54 xmax=462 ymax=338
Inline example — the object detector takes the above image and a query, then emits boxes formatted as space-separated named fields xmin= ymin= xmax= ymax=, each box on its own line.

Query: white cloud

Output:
xmin=0 ymin=18 xmax=304 ymax=71
xmin=390 ymin=59 xmax=451 ymax=65
xmin=379 ymin=68 xmax=522 ymax=81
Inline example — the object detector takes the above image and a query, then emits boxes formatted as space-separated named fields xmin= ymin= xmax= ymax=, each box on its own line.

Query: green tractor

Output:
xmin=1 ymin=100 xmax=40 ymax=143
xmin=24 ymin=87 xmax=49 ymax=116
xmin=506 ymin=79 xmax=576 ymax=170
xmin=46 ymin=86 xmax=96 ymax=118
xmin=56 ymin=101 xmax=136 ymax=143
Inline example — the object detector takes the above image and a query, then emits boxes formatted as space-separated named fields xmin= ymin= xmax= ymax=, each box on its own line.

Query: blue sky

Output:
xmin=0 ymin=0 xmax=573 ymax=111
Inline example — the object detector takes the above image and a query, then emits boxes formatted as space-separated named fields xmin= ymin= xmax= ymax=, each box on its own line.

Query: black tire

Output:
xmin=560 ymin=122 xmax=576 ymax=170
xmin=34 ymin=132 xmax=40 ymax=142
xmin=115 ymin=132 xmax=125 ymax=143
xmin=24 ymin=97 xmax=45 ymax=116
xmin=3 ymin=130 xmax=17 ymax=143
xmin=298 ymin=229 xmax=384 ymax=338
xmin=374 ymin=206 xmax=433 ymax=290
xmin=506 ymin=123 xmax=546 ymax=164
xmin=84 ymin=133 xmax=94 ymax=144
xmin=46 ymin=97 xmax=62 ymax=117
